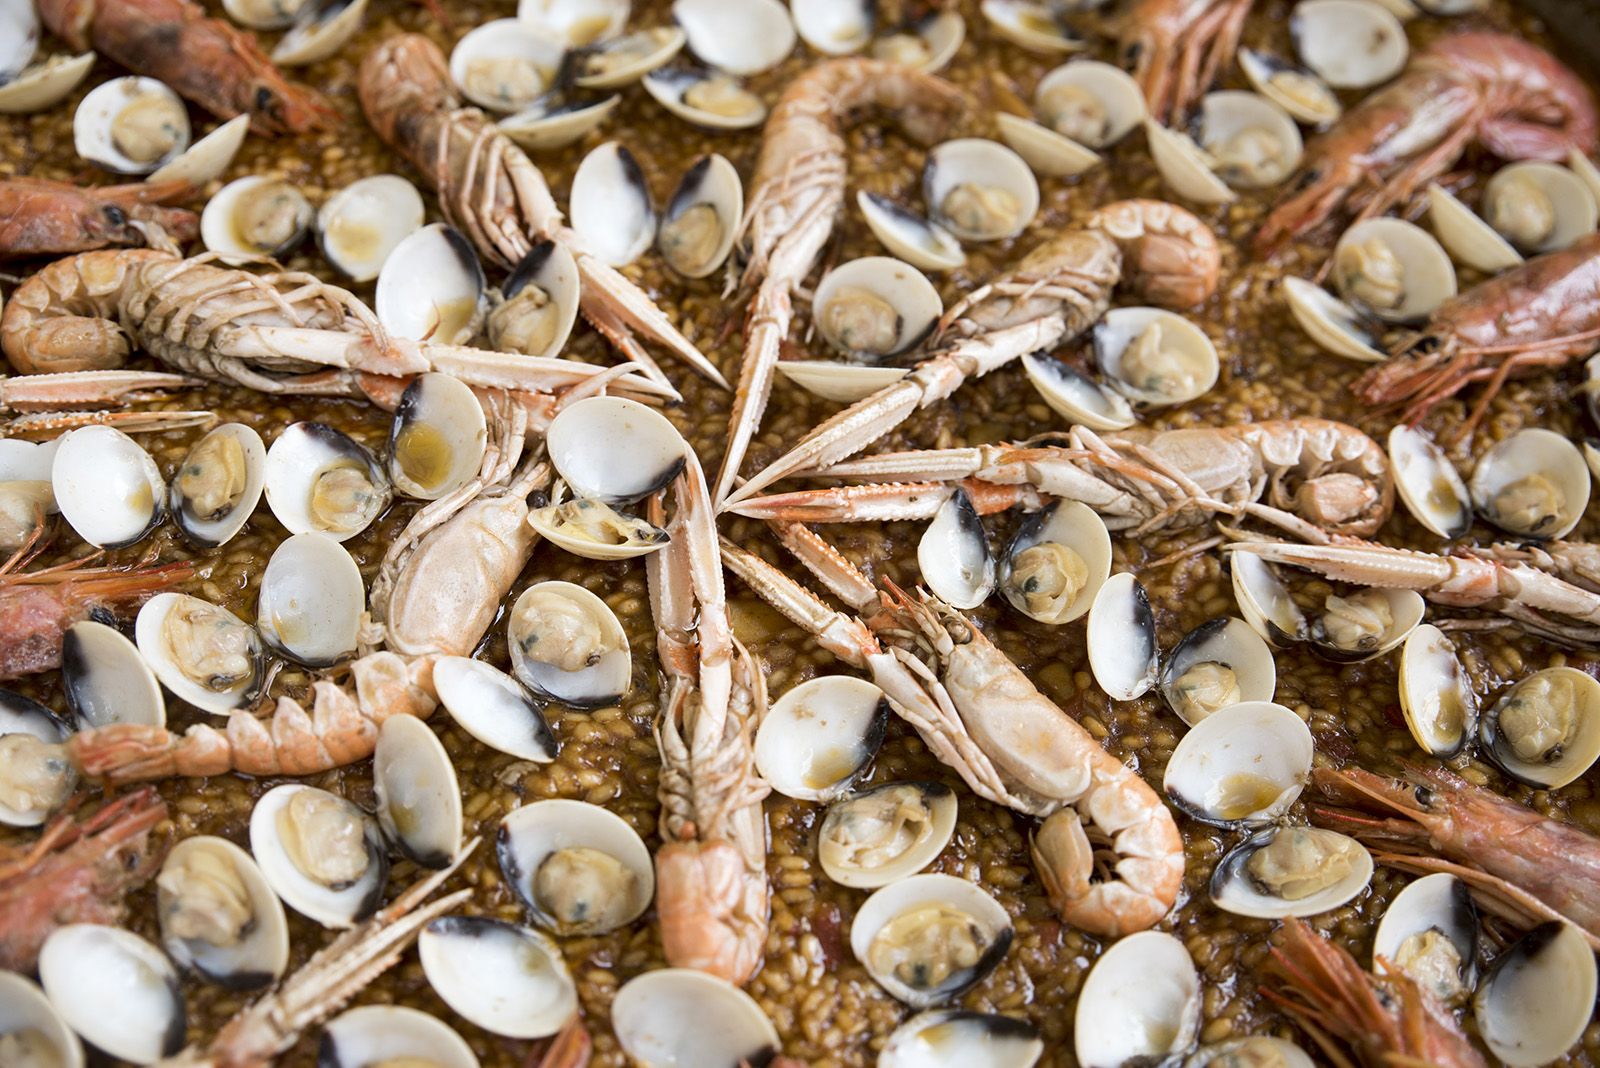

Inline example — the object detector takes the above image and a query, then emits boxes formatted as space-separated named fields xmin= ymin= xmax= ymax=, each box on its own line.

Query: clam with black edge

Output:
xmin=642 ymin=61 xmax=768 ymax=130
xmin=999 ymin=500 xmax=1112 ymax=625
xmin=488 ymin=240 xmax=581 ymax=359
xmin=496 ymin=798 xmax=654 ymax=935
xmin=418 ymin=916 xmax=578 ymax=1039
xmin=812 ymin=256 xmax=943 ymax=361
xmin=373 ymin=715 xmax=463 ymax=869
xmin=1473 ymin=922 xmax=1598 ymax=1068
xmin=170 ymin=423 xmax=266 ymax=549
xmin=432 ymin=656 xmax=559 ymax=762
xmin=200 ymin=176 xmax=314 ymax=262
xmin=62 ymin=618 xmax=165 ymax=730
xmin=1397 ymin=623 xmax=1478 ymax=758
xmin=317 ymin=174 xmax=426 ymax=283
xmin=38 ymin=925 xmax=186 ymax=1065
xmin=319 ymin=1005 xmax=479 ymax=1068
xmin=526 ymin=482 xmax=673 ymax=560
xmin=612 ymin=969 xmax=779 ymax=1068
xmin=576 ymin=26 xmax=687 ymax=89
xmin=657 ymin=153 xmax=743 ymax=279
xmin=754 ymin=675 xmax=889 ymax=802
xmin=264 ymin=422 xmax=392 ymax=542
xmin=1158 ymin=616 xmax=1276 ymax=726
xmin=980 ymin=0 xmax=1085 ymax=53
xmin=1022 ymin=351 xmax=1137 ymax=430
xmin=1086 ymin=572 xmax=1159 ymax=701
xmin=1238 ymin=49 xmax=1340 ymax=126
xmin=1094 ymin=307 xmax=1220 ymax=409
xmin=0 ymin=690 xmax=75 ymax=828
xmin=507 ymin=580 xmax=632 ymax=708
xmin=918 ymin=489 xmax=995 ymax=610
xmin=1210 ymin=825 xmax=1372 ymax=918
xmin=137 ymin=593 xmax=263 ymax=715
xmin=250 ymin=783 xmax=388 ymax=929
xmin=850 ymin=873 xmax=1013 ymax=1008
xmin=1282 ymin=276 xmax=1387 ymax=363
xmin=1074 ymin=931 xmax=1200 ymax=1068
xmin=571 ymin=141 xmax=657 ymax=268
xmin=1372 ymin=872 xmax=1480 ymax=1006
xmin=51 ymin=425 xmax=165 ymax=549
xmin=1388 ymin=424 xmax=1470 ymax=539
xmin=1479 ymin=666 xmax=1600 ymax=788
xmin=923 ymin=139 xmax=1039 ymax=243
xmin=1468 ymin=427 xmax=1590 ymax=540
xmin=1163 ymin=701 xmax=1313 ymax=826
xmin=545 ymin=395 xmax=689 ymax=505
xmin=819 ymin=781 xmax=958 ymax=889
xmin=387 ymin=373 xmax=488 ymax=502
xmin=157 ymin=835 xmax=289 ymax=991
xmin=880 ymin=1010 xmax=1043 ymax=1068
xmin=856 ymin=191 xmax=966 ymax=272
xmin=271 ymin=0 xmax=369 ymax=67
xmin=376 ymin=223 xmax=487 ymax=345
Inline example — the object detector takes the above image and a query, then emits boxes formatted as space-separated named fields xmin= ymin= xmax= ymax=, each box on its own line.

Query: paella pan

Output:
xmin=3 ymin=0 xmax=1600 ymax=1063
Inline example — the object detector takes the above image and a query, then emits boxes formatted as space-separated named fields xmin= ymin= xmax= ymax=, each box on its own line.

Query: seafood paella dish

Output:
xmin=7 ymin=0 xmax=1600 ymax=1061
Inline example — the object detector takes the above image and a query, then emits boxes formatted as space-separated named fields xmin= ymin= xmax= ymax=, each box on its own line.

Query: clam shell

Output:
xmin=1086 ymin=572 xmax=1159 ymax=701
xmin=776 ymin=360 xmax=910 ymax=403
xmin=1388 ymin=424 xmax=1470 ymax=538
xmin=1093 ymin=306 xmax=1219 ymax=407
xmin=499 ymin=90 xmax=622 ymax=152
xmin=373 ymin=714 xmax=463 ymax=868
xmin=575 ymin=27 xmax=687 ymax=89
xmin=995 ymin=112 xmax=1101 ymax=178
xmin=158 ymin=836 xmax=289 ymax=990
xmin=642 ymin=63 xmax=767 ymax=130
xmin=1021 ymin=352 xmax=1137 ymax=430
xmin=320 ymin=1005 xmax=480 ymax=1068
xmin=169 ymin=422 xmax=267 ymax=549
xmin=850 ymin=873 xmax=1013 ymax=1008
xmin=1230 ymin=549 xmax=1307 ymax=647
xmin=491 ymin=240 xmax=581 ymax=359
xmin=1158 ymin=616 xmax=1276 ymax=726
xmin=200 ymin=175 xmax=312 ymax=262
xmin=74 ymin=76 xmax=190 ymax=175
xmin=448 ymin=18 xmax=563 ymax=113
xmin=1209 ymin=826 xmax=1372 ymax=918
xmin=612 ymin=969 xmax=779 ymax=1067
xmin=544 ymin=396 xmax=688 ymax=504
xmin=754 ymin=674 xmax=889 ymax=801
xmin=923 ymin=138 xmax=1039 ymax=242
xmin=317 ymin=174 xmax=426 ymax=283
xmin=979 ymin=0 xmax=1086 ymax=52
xmin=1473 ymin=922 xmax=1597 ymax=1068
xmin=250 ymin=783 xmax=387 ymax=928
xmin=518 ymin=0 xmax=629 ymax=46
xmin=0 ymin=690 xmax=74 ymax=827
xmin=62 ymin=618 xmax=165 ymax=729
xmin=507 ymin=580 xmax=632 ymax=707
xmin=1479 ymin=667 xmax=1600 ymax=789
xmin=0 ymin=52 xmax=95 ymax=115
xmin=147 ymin=114 xmax=251 ymax=186
xmin=1195 ymin=90 xmax=1303 ymax=190
xmin=376 ymin=223 xmax=487 ymax=345
xmin=496 ymin=798 xmax=654 ymax=934
xmin=1162 ymin=700 xmax=1313 ymax=826
xmin=1033 ymin=60 xmax=1144 ymax=148
xmin=1291 ymin=0 xmax=1408 ymax=89
xmin=1237 ymin=50 xmax=1340 ymax=127
xmin=1331 ymin=217 xmax=1457 ymax=325
xmin=673 ymin=0 xmax=795 ymax=75
xmin=1074 ymin=931 xmax=1200 ymax=1068
xmin=818 ymin=781 xmax=957 ymax=889
xmin=999 ymin=499 xmax=1112 ymax=625
xmin=881 ymin=1010 xmax=1042 ymax=1068
xmin=51 ymin=424 xmax=164 ymax=549
xmin=1372 ymin=872 xmax=1479 ymax=995
xmin=1468 ymin=427 xmax=1590 ymax=540
xmin=1397 ymin=623 xmax=1478 ymax=758
xmin=0 ymin=973 xmax=83 ymax=1068
xmin=1427 ymin=183 xmax=1523 ymax=274
xmin=526 ymin=486 xmax=673 ymax=560
xmin=432 ymin=656 xmax=559 ymax=763
xmin=418 ymin=916 xmax=577 ymax=1039
xmin=1307 ymin=586 xmax=1423 ymax=663
xmin=1282 ymin=276 xmax=1386 ymax=363
xmin=657 ymin=153 xmax=743 ymax=279
xmin=792 ymin=0 xmax=871 ymax=54
xmin=271 ymin=0 xmax=368 ymax=66
xmin=263 ymin=421 xmax=391 ymax=542
xmin=856 ymin=191 xmax=966 ymax=272
xmin=1146 ymin=119 xmax=1237 ymax=205
xmin=918 ymin=489 xmax=995 ymax=610
xmin=811 ymin=255 xmax=942 ymax=359
xmin=387 ymin=373 xmax=488 ymax=502
xmin=39 ymin=925 xmax=185 ymax=1065
xmin=1482 ymin=160 xmax=1599 ymax=255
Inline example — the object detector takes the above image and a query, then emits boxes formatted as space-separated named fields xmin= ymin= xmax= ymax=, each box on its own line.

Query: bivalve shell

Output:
xmin=200 ymin=176 xmax=312 ymax=262
xmin=545 ymin=396 xmax=688 ymax=504
xmin=856 ymin=191 xmax=965 ymax=272
xmin=170 ymin=422 xmax=266 ymax=548
xmin=775 ymin=360 xmax=910 ymax=403
xmin=373 ymin=715 xmax=462 ymax=868
xmin=612 ymin=969 xmax=779 ymax=1067
xmin=1569 ymin=148 xmax=1600 ymax=208
xmin=136 ymin=592 xmax=262 ymax=715
xmin=1282 ymin=276 xmax=1386 ymax=363
xmin=872 ymin=11 xmax=965 ymax=71
xmin=74 ymin=76 xmax=190 ymax=175
xmin=999 ymin=500 xmax=1112 ymax=625
xmin=1162 ymin=700 xmax=1313 ymax=826
xmin=62 ymin=619 xmax=165 ymax=730
xmin=1230 ymin=549 xmax=1307 ymax=647
xmin=223 ymin=0 xmax=305 ymax=29
xmin=51 ymin=424 xmax=164 ymax=548
xmin=1093 ymin=306 xmax=1219 ymax=407
xmin=1331 ymin=217 xmax=1457 ymax=324
xmin=0 ymin=690 xmax=74 ymax=827
xmin=320 ymin=1005 xmax=479 ymax=1068
xmin=1238 ymin=50 xmax=1340 ymax=126
xmin=1388 ymin=424 xmax=1470 ymax=538
xmin=1468 ymin=427 xmax=1590 ymax=540
xmin=376 ymin=223 xmax=486 ymax=345
xmin=418 ymin=916 xmax=577 ymax=1039
xmin=979 ymin=0 xmax=1085 ymax=52
xmin=1073 ymin=931 xmax=1200 ymax=1068
xmin=658 ymin=153 xmax=743 ymax=279
xmin=1158 ymin=616 xmax=1276 ymax=726
xmin=1397 ymin=624 xmax=1478 ymax=758
xmin=995 ymin=112 xmax=1101 ymax=178
xmin=507 ymin=580 xmax=632 ymax=707
xmin=518 ymin=0 xmax=629 ymax=46
xmin=754 ymin=675 xmax=889 ymax=801
xmin=1210 ymin=825 xmax=1372 ymax=918
xmin=1146 ymin=119 xmax=1237 ymax=205
xmin=146 ymin=114 xmax=251 ymax=186
xmin=1021 ymin=352 xmax=1137 ymax=430
xmin=157 ymin=835 xmax=289 ymax=990
xmin=1186 ymin=1039 xmax=1315 ymax=1068
xmin=1033 ymin=60 xmax=1144 ymax=148
xmin=575 ymin=27 xmax=687 ymax=89
xmin=1481 ymin=160 xmax=1599 ymax=255
xmin=250 ymin=783 xmax=388 ymax=928
xmin=1427 ymin=183 xmax=1524 ymax=274
xmin=448 ymin=18 xmax=564 ymax=113
xmin=792 ymin=0 xmax=872 ymax=54
xmin=1306 ymin=586 xmax=1423 ymax=663
xmin=496 ymin=798 xmax=654 ymax=935
xmin=527 ymin=485 xmax=672 ymax=560
xmin=1479 ymin=667 xmax=1600 ymax=789
xmin=433 ymin=656 xmax=559 ymax=763
xmin=571 ymin=142 xmax=657 ymax=268
xmin=1194 ymin=91 xmax=1303 ymax=190
xmin=1086 ymin=572 xmax=1159 ymax=701
xmin=818 ymin=781 xmax=957 ymax=889
xmin=850 ymin=873 xmax=1013 ymax=1008
xmin=1291 ymin=0 xmax=1408 ymax=89
xmin=38 ymin=925 xmax=184 ymax=1065
xmin=642 ymin=63 xmax=768 ymax=130
xmin=0 ymin=972 xmax=83 ymax=1068
xmin=271 ymin=0 xmax=368 ymax=66
xmin=317 ymin=174 xmax=425 ymax=282
xmin=499 ymin=89 xmax=622 ymax=151
xmin=488 ymin=240 xmax=582 ymax=359
xmin=263 ymin=422 xmax=391 ymax=542
xmin=880 ymin=1010 xmax=1042 ymax=1068
xmin=923 ymin=139 xmax=1039 ymax=242
xmin=1372 ymin=872 xmax=1479 ymax=1004
xmin=387 ymin=373 xmax=488 ymax=501
xmin=811 ymin=256 xmax=942 ymax=359
xmin=0 ymin=52 xmax=95 ymax=115
xmin=1473 ymin=922 xmax=1597 ymax=1068
xmin=918 ymin=489 xmax=995 ymax=610
xmin=673 ymin=0 xmax=795 ymax=75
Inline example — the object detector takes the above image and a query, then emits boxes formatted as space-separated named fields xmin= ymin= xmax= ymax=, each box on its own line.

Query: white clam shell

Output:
xmin=507 ymin=580 xmax=632 ymax=707
xmin=158 ymin=836 xmax=289 ymax=990
xmin=376 ymin=223 xmax=486 ymax=345
xmin=1021 ymin=352 xmax=1137 ymax=430
xmin=1209 ymin=826 xmax=1373 ymax=918
xmin=1195 ymin=90 xmax=1303 ymax=190
xmin=812 ymin=255 xmax=942 ymax=358
xmin=170 ymin=422 xmax=267 ymax=548
xmin=1282 ymin=276 xmax=1386 ymax=363
xmin=0 ymin=973 xmax=83 ymax=1068
xmin=1309 ymin=586 xmax=1424 ymax=663
xmin=373 ymin=714 xmax=462 ymax=868
xmin=1000 ymin=499 xmax=1112 ymax=624
xmin=923 ymin=138 xmax=1039 ymax=242
xmin=575 ymin=27 xmax=687 ymax=89
xmin=1074 ymin=931 xmax=1200 ymax=1068
xmin=317 ymin=174 xmax=426 ymax=282
xmin=320 ymin=1005 xmax=480 ymax=1068
xmin=856 ymin=191 xmax=965 ymax=272
xmin=1569 ymin=148 xmax=1600 ymax=208
xmin=1237 ymin=50 xmax=1340 ymax=127
xmin=519 ymin=0 xmax=629 ymax=47
xmin=918 ymin=489 xmax=995 ymax=610
xmin=1473 ymin=922 xmax=1597 ymax=1068
xmin=1146 ymin=119 xmax=1237 ymax=205
xmin=612 ymin=969 xmax=779 ymax=1067
xmin=1093 ymin=306 xmax=1219 ymax=407
xmin=62 ymin=618 xmax=165 ymax=730
xmin=995 ymin=113 xmax=1101 ymax=178
xmin=1482 ymin=159 xmax=1600 ymax=255
xmin=1292 ymin=0 xmax=1408 ymax=89
xmin=0 ymin=692 xmax=73 ymax=827
xmin=493 ymin=240 xmax=581 ymax=359
xmin=1231 ymin=549 xmax=1306 ymax=646
xmin=526 ymin=484 xmax=672 ymax=561
xmin=979 ymin=0 xmax=1085 ymax=53
xmin=200 ymin=175 xmax=312 ymax=262
xmin=75 ymin=76 xmax=191 ymax=176
xmin=223 ymin=0 xmax=305 ymax=30
xmin=776 ymin=360 xmax=910 ymax=403
xmin=571 ymin=142 xmax=657 ymax=268
xmin=263 ymin=421 xmax=391 ymax=542
xmin=754 ymin=674 xmax=888 ymax=801
xmin=0 ymin=52 xmax=95 ymax=115
xmin=880 ymin=1010 xmax=1042 ymax=1068
xmin=1468 ymin=427 xmax=1590 ymax=540
xmin=418 ymin=916 xmax=577 ymax=1039
xmin=1331 ymin=217 xmax=1457 ymax=324
xmin=673 ymin=0 xmax=795 ymax=75
xmin=51 ymin=424 xmax=164 ymax=549
xmin=147 ymin=114 xmax=251 ymax=186
xmin=1480 ymin=667 xmax=1600 ymax=789
xmin=818 ymin=781 xmax=957 ymax=889
xmin=658 ymin=153 xmax=743 ymax=279
xmin=1388 ymin=424 xmax=1471 ymax=539
xmin=642 ymin=64 xmax=768 ymax=130
xmin=432 ymin=656 xmax=559 ymax=763
xmin=1373 ymin=872 xmax=1478 ymax=989
xmin=1033 ymin=60 xmax=1144 ymax=148
xmin=499 ymin=93 xmax=621 ymax=151
xmin=250 ymin=783 xmax=387 ymax=928
xmin=1158 ymin=616 xmax=1276 ymax=726
xmin=449 ymin=18 xmax=564 ymax=113
xmin=271 ymin=0 xmax=368 ymax=66
xmin=256 ymin=532 xmax=364 ymax=667
xmin=850 ymin=873 xmax=1013 ymax=1008
xmin=1397 ymin=623 xmax=1478 ymax=758
xmin=1162 ymin=701 xmax=1313 ymax=825
xmin=545 ymin=396 xmax=688 ymax=504
xmin=39 ymin=925 xmax=185 ymax=1065
xmin=1086 ymin=572 xmax=1159 ymax=701
xmin=496 ymin=798 xmax=655 ymax=933
xmin=0 ymin=0 xmax=37 ymax=81
xmin=388 ymin=373 xmax=488 ymax=501
xmin=792 ymin=0 xmax=871 ymax=54
xmin=1427 ymin=183 xmax=1523 ymax=275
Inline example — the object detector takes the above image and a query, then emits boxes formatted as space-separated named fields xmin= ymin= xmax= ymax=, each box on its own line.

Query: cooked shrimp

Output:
xmin=1120 ymin=0 xmax=1253 ymax=122
xmin=0 ymin=177 xmax=198 ymax=259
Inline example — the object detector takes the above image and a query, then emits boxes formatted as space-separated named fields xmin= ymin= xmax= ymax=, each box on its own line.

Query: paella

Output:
xmin=2 ymin=0 xmax=1600 ymax=1063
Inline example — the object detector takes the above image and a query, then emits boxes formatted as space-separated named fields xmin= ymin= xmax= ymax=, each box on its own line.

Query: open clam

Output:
xmin=1282 ymin=276 xmax=1386 ymax=363
xmin=376 ymin=224 xmax=487 ymax=345
xmin=658 ymin=154 xmax=743 ymax=279
xmin=1397 ymin=624 xmax=1478 ymax=758
xmin=545 ymin=396 xmax=688 ymax=504
xmin=136 ymin=593 xmax=262 ymax=715
xmin=851 ymin=873 xmax=1013 ymax=1008
xmin=0 ymin=691 xmax=75 ymax=828
xmin=38 ymin=925 xmax=185 ymax=1065
xmin=51 ymin=425 xmax=164 ymax=549
xmin=449 ymin=18 xmax=564 ymax=113
xmin=918 ymin=489 xmax=995 ymax=610
xmin=575 ymin=27 xmax=687 ymax=89
xmin=496 ymin=798 xmax=654 ymax=935
xmin=1478 ymin=667 xmax=1600 ymax=789
xmin=1210 ymin=825 xmax=1372 ymax=918
xmin=1388 ymin=425 xmax=1470 ymax=538
xmin=500 ymin=88 xmax=622 ymax=152
xmin=642 ymin=62 xmax=767 ymax=130
xmin=1238 ymin=50 xmax=1340 ymax=126
xmin=74 ymin=76 xmax=190 ymax=175
xmin=1146 ymin=119 xmax=1236 ymax=205
xmin=317 ymin=174 xmax=426 ymax=283
xmin=1481 ymin=160 xmax=1599 ymax=256
xmin=1428 ymin=183 xmax=1524 ymax=275
xmin=432 ymin=656 xmax=559 ymax=762
xmin=818 ymin=781 xmax=958 ymax=889
xmin=373 ymin=715 xmax=462 ymax=868
xmin=1022 ymin=351 xmax=1137 ymax=430
xmin=251 ymin=783 xmax=388 ymax=928
xmin=170 ymin=423 xmax=266 ymax=549
xmin=146 ymin=114 xmax=251 ymax=186
xmin=519 ymin=0 xmax=628 ymax=45
xmin=881 ymin=1011 xmax=1042 ymax=1068
xmin=223 ymin=0 xmax=305 ymax=29
xmin=1074 ymin=931 xmax=1200 ymax=1068
xmin=923 ymin=139 xmax=1039 ymax=242
xmin=1158 ymin=616 xmax=1276 ymax=726
xmin=157 ymin=835 xmax=289 ymax=990
xmin=1473 ymin=922 xmax=1598 ymax=1068
xmin=1163 ymin=701 xmax=1313 ymax=826
xmin=507 ymin=580 xmax=632 ymax=708
xmin=1094 ymin=307 xmax=1219 ymax=408
xmin=264 ymin=422 xmax=391 ymax=542
xmin=775 ymin=360 xmax=910 ymax=403
xmin=571 ymin=142 xmax=657 ymax=268
xmin=793 ymin=0 xmax=965 ymax=70
xmin=388 ymin=373 xmax=488 ymax=502
xmin=1086 ymin=572 xmax=1159 ymax=702
xmin=612 ymin=969 xmax=779 ymax=1068
xmin=1331 ymin=218 xmax=1457 ymax=323
xmin=980 ymin=0 xmax=1086 ymax=52
xmin=856 ymin=191 xmax=966 ymax=273
xmin=0 ymin=972 xmax=83 ymax=1068
xmin=0 ymin=438 xmax=57 ymax=551
xmin=1570 ymin=147 xmax=1600 ymax=207
xmin=673 ymin=0 xmax=795 ymax=75
xmin=1468 ymin=427 xmax=1590 ymax=540
xmin=1194 ymin=91 xmax=1303 ymax=190
xmin=1372 ymin=872 xmax=1479 ymax=1006
xmin=418 ymin=916 xmax=577 ymax=1039
xmin=812 ymin=256 xmax=942 ymax=360
xmin=62 ymin=619 xmax=165 ymax=730
xmin=0 ymin=51 xmax=94 ymax=115
xmin=271 ymin=0 xmax=368 ymax=66
xmin=997 ymin=60 xmax=1143 ymax=178
xmin=999 ymin=500 xmax=1112 ymax=625
xmin=1291 ymin=0 xmax=1408 ymax=89
xmin=320 ymin=1005 xmax=479 ymax=1068
xmin=200 ymin=176 xmax=313 ymax=262
xmin=527 ymin=483 xmax=672 ymax=560
xmin=1186 ymin=1039 xmax=1315 ymax=1068
xmin=1231 ymin=549 xmax=1422 ymax=661
xmin=488 ymin=240 xmax=581 ymax=359
xmin=754 ymin=675 xmax=889 ymax=801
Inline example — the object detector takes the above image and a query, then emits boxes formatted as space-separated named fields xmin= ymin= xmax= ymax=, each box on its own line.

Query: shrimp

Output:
xmin=1259 ymin=917 xmax=1487 ymax=1068
xmin=0 ymin=787 xmax=167 ymax=972
xmin=1353 ymin=233 xmax=1600 ymax=439
xmin=1309 ymin=764 xmax=1600 ymax=947
xmin=720 ymin=524 xmax=1184 ymax=937
xmin=1257 ymin=32 xmax=1598 ymax=253
xmin=356 ymin=35 xmax=725 ymax=394
xmin=648 ymin=453 xmax=771 ymax=984
xmin=35 ymin=0 xmax=333 ymax=135
xmin=0 ymin=177 xmax=198 ymax=259
xmin=713 ymin=57 xmax=968 ymax=505
xmin=0 ymin=248 xmax=672 ymax=417
xmin=728 ymin=418 xmax=1394 ymax=542
xmin=1120 ymin=0 xmax=1253 ymax=122
xmin=0 ymin=543 xmax=193 ymax=680
xmin=721 ymin=200 xmax=1221 ymax=510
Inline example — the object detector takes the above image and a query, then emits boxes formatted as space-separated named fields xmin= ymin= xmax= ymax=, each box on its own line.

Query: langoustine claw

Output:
xmin=0 ymin=177 xmax=199 ymax=259
xmin=36 ymin=0 xmax=334 ymax=135
xmin=0 ymin=786 xmax=167 ymax=972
